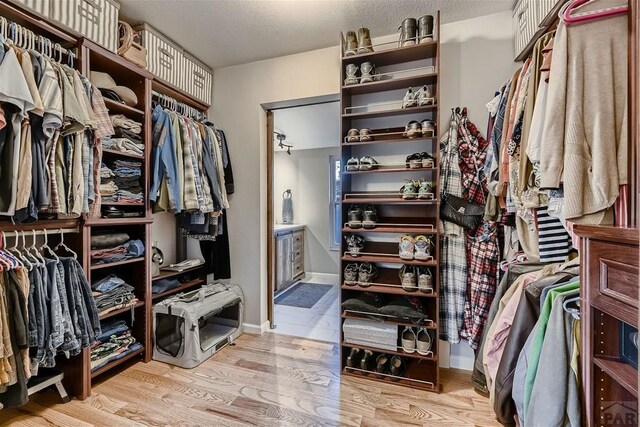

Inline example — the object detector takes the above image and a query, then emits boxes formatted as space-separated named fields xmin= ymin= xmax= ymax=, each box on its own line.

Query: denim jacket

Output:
xmin=150 ymin=105 xmax=181 ymax=212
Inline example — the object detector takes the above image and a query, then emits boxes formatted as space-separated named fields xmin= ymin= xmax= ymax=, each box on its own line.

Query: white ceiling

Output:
xmin=273 ymin=102 xmax=340 ymax=151
xmin=119 ymin=0 xmax=513 ymax=70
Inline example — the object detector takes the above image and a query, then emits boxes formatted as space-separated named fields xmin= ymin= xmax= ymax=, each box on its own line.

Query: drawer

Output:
xmin=134 ymin=23 xmax=184 ymax=89
xmin=181 ymin=51 xmax=213 ymax=106
xmin=587 ymin=240 xmax=639 ymax=325
xmin=294 ymin=261 xmax=304 ymax=277
xmin=51 ymin=0 xmax=120 ymax=53
xmin=293 ymin=230 xmax=304 ymax=246
xmin=294 ymin=248 xmax=303 ymax=263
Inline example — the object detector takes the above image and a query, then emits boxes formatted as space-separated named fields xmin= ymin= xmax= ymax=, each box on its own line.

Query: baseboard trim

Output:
xmin=304 ymin=272 xmax=340 ymax=282
xmin=243 ymin=320 xmax=270 ymax=335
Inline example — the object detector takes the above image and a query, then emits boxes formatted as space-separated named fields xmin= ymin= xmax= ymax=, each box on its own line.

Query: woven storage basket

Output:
xmin=118 ymin=20 xmax=147 ymax=68
xmin=343 ymin=318 xmax=398 ymax=351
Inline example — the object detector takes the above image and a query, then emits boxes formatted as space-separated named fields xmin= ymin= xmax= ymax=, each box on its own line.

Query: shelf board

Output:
xmin=153 ymin=265 xmax=205 ymax=281
xmin=341 ymin=40 xmax=438 ymax=67
xmin=341 ymin=342 xmax=437 ymax=361
xmin=343 ymin=104 xmax=437 ymax=120
xmin=342 ymin=366 xmax=438 ymax=392
xmin=91 ymin=257 xmax=144 ymax=271
xmin=0 ymin=219 xmax=79 ymax=232
xmin=342 ymin=254 xmax=437 ymax=266
xmin=594 ymin=357 xmax=638 ymax=397
xmin=102 ymin=149 xmax=145 ymax=160
xmin=341 ymin=311 xmax=437 ymax=329
xmin=343 ymin=194 xmax=439 ymax=205
xmin=84 ymin=217 xmax=152 ymax=226
xmin=344 ymin=166 xmax=437 ymax=175
xmin=102 ymin=98 xmax=145 ymax=117
xmin=152 ymin=278 xmax=205 ymax=300
xmin=0 ymin=2 xmax=77 ymax=44
xmin=342 ymin=136 xmax=437 ymax=147
xmin=342 ymin=217 xmax=437 ymax=234
xmin=342 ymin=72 xmax=438 ymax=95
xmin=100 ymin=202 xmax=145 ymax=207
xmin=91 ymin=346 xmax=145 ymax=378
xmin=98 ymin=301 xmax=144 ymax=321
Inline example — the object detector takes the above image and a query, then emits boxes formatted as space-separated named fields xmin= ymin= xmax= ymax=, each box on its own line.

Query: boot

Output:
xmin=418 ymin=15 xmax=434 ymax=43
xmin=357 ymin=27 xmax=373 ymax=54
xmin=344 ymin=31 xmax=357 ymax=56
xmin=398 ymin=18 xmax=417 ymax=47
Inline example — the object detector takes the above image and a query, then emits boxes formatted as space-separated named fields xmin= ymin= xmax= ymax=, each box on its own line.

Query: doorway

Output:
xmin=266 ymin=101 xmax=342 ymax=342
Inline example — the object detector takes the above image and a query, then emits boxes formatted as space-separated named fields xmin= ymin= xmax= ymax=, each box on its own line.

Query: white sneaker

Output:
xmin=402 ymin=88 xmax=417 ymax=109
xmin=401 ymin=326 xmax=417 ymax=353
xmin=416 ymin=327 xmax=433 ymax=355
xmin=416 ymin=85 xmax=434 ymax=106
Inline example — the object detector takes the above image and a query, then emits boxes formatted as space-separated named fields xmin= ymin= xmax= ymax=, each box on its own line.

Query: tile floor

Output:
xmin=270 ymin=274 xmax=341 ymax=343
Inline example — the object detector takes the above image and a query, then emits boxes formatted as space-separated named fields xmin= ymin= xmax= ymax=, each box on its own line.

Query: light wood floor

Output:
xmin=1 ymin=333 xmax=499 ymax=426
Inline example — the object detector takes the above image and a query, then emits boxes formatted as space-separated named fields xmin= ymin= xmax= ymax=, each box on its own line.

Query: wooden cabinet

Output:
xmin=576 ymin=226 xmax=639 ymax=427
xmin=275 ymin=228 xmax=305 ymax=292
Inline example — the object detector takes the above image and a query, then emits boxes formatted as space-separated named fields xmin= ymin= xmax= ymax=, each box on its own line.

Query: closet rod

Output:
xmin=152 ymin=90 xmax=207 ymax=121
xmin=1 ymin=227 xmax=79 ymax=237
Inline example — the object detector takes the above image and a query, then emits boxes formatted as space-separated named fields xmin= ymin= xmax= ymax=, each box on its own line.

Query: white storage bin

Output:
xmin=343 ymin=318 xmax=398 ymax=352
xmin=133 ymin=23 xmax=184 ymax=91
xmin=182 ymin=51 xmax=213 ymax=106
xmin=50 ymin=0 xmax=120 ymax=53
xmin=6 ymin=0 xmax=50 ymax=19
xmin=513 ymin=0 xmax=559 ymax=59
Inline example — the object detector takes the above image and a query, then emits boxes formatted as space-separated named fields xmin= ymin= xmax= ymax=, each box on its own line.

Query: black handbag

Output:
xmin=440 ymin=193 xmax=484 ymax=230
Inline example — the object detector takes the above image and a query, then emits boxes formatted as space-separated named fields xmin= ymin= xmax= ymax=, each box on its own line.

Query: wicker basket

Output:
xmin=118 ymin=21 xmax=147 ymax=68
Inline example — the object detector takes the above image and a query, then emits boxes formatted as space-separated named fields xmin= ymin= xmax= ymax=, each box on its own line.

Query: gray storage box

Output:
xmin=343 ymin=318 xmax=397 ymax=352
xmin=153 ymin=283 xmax=244 ymax=368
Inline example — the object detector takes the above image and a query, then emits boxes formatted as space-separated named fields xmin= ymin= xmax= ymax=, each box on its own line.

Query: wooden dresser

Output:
xmin=576 ymin=226 xmax=639 ymax=427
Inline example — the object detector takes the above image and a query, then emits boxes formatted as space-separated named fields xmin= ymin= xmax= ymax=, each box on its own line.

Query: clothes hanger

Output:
xmin=28 ymin=229 xmax=47 ymax=265
xmin=54 ymin=228 xmax=77 ymax=259
xmin=20 ymin=231 xmax=39 ymax=267
xmin=562 ymin=0 xmax=628 ymax=25
xmin=562 ymin=296 xmax=580 ymax=319
xmin=8 ymin=231 xmax=32 ymax=270
xmin=40 ymin=229 xmax=59 ymax=261
xmin=0 ymin=231 xmax=21 ymax=269
xmin=0 ymin=232 xmax=15 ymax=271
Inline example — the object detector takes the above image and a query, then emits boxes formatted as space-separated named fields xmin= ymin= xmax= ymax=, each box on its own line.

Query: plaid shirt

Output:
xmin=456 ymin=112 xmax=499 ymax=350
xmin=89 ymin=86 xmax=114 ymax=217
xmin=439 ymin=113 xmax=468 ymax=343
xmin=178 ymin=116 xmax=200 ymax=211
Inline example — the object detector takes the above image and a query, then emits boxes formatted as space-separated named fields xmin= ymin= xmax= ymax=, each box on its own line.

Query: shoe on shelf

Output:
xmin=344 ymin=63 xmax=360 ymax=86
xmin=414 ymin=235 xmax=433 ymax=261
xmin=345 ymin=235 xmax=365 ymax=257
xmin=375 ymin=353 xmax=389 ymax=378
xmin=402 ymin=87 xmax=417 ymax=109
xmin=344 ymin=31 xmax=358 ymax=56
xmin=358 ymin=262 xmax=378 ymax=287
xmin=357 ymin=27 xmax=374 ymax=54
xmin=347 ymin=205 xmax=363 ymax=229
xmin=401 ymin=326 xmax=417 ymax=353
xmin=362 ymin=205 xmax=378 ymax=229
xmin=400 ymin=264 xmax=417 ymax=291
xmin=418 ymin=179 xmax=434 ymax=200
xmin=418 ymin=15 xmax=435 ymax=44
xmin=416 ymin=85 xmax=434 ymax=106
xmin=416 ymin=327 xmax=433 ymax=355
xmin=359 ymin=128 xmax=373 ymax=142
xmin=420 ymin=152 xmax=435 ymax=168
xmin=389 ymin=355 xmax=405 ymax=380
xmin=346 ymin=347 xmax=362 ymax=367
xmin=400 ymin=179 xmax=418 ymax=199
xmin=398 ymin=18 xmax=417 ymax=47
xmin=405 ymin=120 xmax=422 ymax=139
xmin=360 ymin=349 xmax=375 ymax=373
xmin=359 ymin=156 xmax=378 ymax=171
xmin=344 ymin=263 xmax=360 ymax=285
xmin=406 ymin=153 xmax=423 ymax=169
xmin=346 ymin=156 xmax=360 ymax=171
xmin=347 ymin=128 xmax=360 ymax=142
xmin=399 ymin=235 xmax=415 ymax=260
xmin=421 ymin=120 xmax=435 ymax=137
xmin=417 ymin=267 xmax=434 ymax=293
xmin=360 ymin=62 xmax=374 ymax=83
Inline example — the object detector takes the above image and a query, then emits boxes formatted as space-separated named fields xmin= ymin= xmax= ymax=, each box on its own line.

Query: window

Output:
xmin=329 ymin=156 xmax=341 ymax=250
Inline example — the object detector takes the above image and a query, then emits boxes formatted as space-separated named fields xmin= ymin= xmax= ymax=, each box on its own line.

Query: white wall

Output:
xmin=274 ymin=148 xmax=341 ymax=275
xmin=211 ymin=11 xmax=515 ymax=342
xmin=273 ymin=102 xmax=340 ymax=151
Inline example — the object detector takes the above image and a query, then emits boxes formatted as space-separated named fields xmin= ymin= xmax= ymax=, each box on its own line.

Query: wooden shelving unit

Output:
xmin=339 ymin=13 xmax=442 ymax=392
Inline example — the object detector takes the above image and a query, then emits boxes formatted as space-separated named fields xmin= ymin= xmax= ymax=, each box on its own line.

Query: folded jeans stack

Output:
xmin=91 ymin=274 xmax=138 ymax=316
xmin=90 ymin=326 xmax=142 ymax=371
xmin=101 ymin=160 xmax=144 ymax=204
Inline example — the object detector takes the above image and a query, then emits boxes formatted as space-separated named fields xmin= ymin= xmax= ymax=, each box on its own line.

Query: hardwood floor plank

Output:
xmin=5 ymin=332 xmax=499 ymax=427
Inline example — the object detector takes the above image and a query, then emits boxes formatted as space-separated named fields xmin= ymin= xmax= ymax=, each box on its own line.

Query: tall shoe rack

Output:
xmin=0 ymin=2 xmax=208 ymax=400
xmin=339 ymin=11 xmax=442 ymax=392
